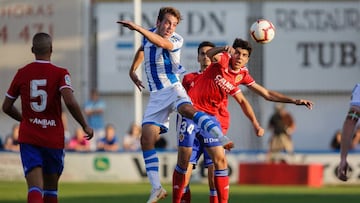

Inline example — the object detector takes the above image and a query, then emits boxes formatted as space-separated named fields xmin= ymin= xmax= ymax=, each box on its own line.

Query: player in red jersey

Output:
xmin=2 ymin=32 xmax=93 ymax=203
xmin=173 ymin=41 xmax=264 ymax=203
xmin=174 ymin=39 xmax=314 ymax=203
xmin=179 ymin=42 xmax=231 ymax=203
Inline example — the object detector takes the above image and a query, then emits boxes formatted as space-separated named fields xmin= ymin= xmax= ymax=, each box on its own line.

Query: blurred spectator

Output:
xmin=97 ymin=123 xmax=120 ymax=152
xmin=352 ymin=126 xmax=360 ymax=150
xmin=332 ymin=126 xmax=360 ymax=151
xmin=266 ymin=104 xmax=296 ymax=162
xmin=66 ymin=127 xmax=91 ymax=152
xmin=330 ymin=129 xmax=342 ymax=150
xmin=0 ymin=136 xmax=3 ymax=150
xmin=4 ymin=123 xmax=20 ymax=152
xmin=62 ymin=110 xmax=71 ymax=146
xmin=84 ymin=88 xmax=106 ymax=151
xmin=123 ymin=122 xmax=141 ymax=151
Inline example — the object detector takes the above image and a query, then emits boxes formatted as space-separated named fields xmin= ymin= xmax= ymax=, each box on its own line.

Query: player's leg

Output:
xmin=173 ymin=146 xmax=192 ymax=203
xmin=207 ymin=164 xmax=218 ymax=203
xmin=177 ymin=103 xmax=233 ymax=150
xmin=20 ymin=144 xmax=44 ymax=203
xmin=173 ymin=116 xmax=199 ymax=203
xmin=141 ymin=124 xmax=167 ymax=203
xmin=203 ymin=153 xmax=218 ymax=203
xmin=206 ymin=146 xmax=229 ymax=203
xmin=180 ymin=134 xmax=204 ymax=203
xmin=25 ymin=167 xmax=43 ymax=203
xmin=173 ymin=83 xmax=233 ymax=150
xmin=42 ymin=148 xmax=64 ymax=203
xmin=180 ymin=163 xmax=193 ymax=203
xmin=43 ymin=174 xmax=60 ymax=203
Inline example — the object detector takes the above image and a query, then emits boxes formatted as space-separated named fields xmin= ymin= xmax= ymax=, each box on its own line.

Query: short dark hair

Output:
xmin=197 ymin=41 xmax=215 ymax=54
xmin=232 ymin=38 xmax=252 ymax=56
xmin=31 ymin=32 xmax=52 ymax=55
xmin=157 ymin=7 xmax=182 ymax=23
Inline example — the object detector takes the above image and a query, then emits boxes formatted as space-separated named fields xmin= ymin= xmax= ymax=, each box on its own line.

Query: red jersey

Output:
xmin=6 ymin=61 xmax=73 ymax=149
xmin=182 ymin=71 xmax=229 ymax=133
xmin=182 ymin=72 xmax=200 ymax=92
xmin=188 ymin=52 xmax=255 ymax=133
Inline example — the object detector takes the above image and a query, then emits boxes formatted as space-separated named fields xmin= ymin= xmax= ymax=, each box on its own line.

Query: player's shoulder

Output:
xmin=353 ymin=84 xmax=360 ymax=91
xmin=184 ymin=72 xmax=199 ymax=78
xmin=50 ymin=63 xmax=70 ymax=76
xmin=240 ymin=66 xmax=250 ymax=73
xmin=170 ymin=32 xmax=183 ymax=42
xmin=352 ymin=83 xmax=360 ymax=99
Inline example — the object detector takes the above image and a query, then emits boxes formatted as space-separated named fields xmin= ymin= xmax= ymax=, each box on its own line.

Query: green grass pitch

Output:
xmin=0 ymin=181 xmax=359 ymax=203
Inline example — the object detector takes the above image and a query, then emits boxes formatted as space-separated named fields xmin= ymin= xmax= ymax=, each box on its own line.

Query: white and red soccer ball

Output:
xmin=249 ymin=19 xmax=276 ymax=44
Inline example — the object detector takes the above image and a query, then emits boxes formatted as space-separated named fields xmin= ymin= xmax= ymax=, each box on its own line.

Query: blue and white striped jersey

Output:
xmin=142 ymin=28 xmax=185 ymax=92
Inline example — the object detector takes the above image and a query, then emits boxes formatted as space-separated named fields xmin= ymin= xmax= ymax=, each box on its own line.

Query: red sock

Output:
xmin=209 ymin=189 xmax=218 ymax=203
xmin=43 ymin=190 xmax=58 ymax=203
xmin=172 ymin=167 xmax=186 ymax=203
xmin=214 ymin=176 xmax=229 ymax=203
xmin=210 ymin=195 xmax=219 ymax=203
xmin=180 ymin=186 xmax=191 ymax=203
xmin=43 ymin=195 xmax=57 ymax=203
xmin=28 ymin=187 xmax=43 ymax=203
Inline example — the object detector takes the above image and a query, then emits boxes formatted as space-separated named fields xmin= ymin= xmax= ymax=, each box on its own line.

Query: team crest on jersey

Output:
xmin=65 ymin=74 xmax=71 ymax=86
xmin=179 ymin=133 xmax=185 ymax=142
xmin=235 ymin=74 xmax=243 ymax=83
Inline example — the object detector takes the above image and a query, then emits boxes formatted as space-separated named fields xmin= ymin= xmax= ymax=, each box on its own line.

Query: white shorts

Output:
xmin=142 ymin=82 xmax=192 ymax=134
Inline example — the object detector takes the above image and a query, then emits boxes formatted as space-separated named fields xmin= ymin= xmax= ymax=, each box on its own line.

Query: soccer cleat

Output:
xmin=219 ymin=136 xmax=234 ymax=150
xmin=146 ymin=187 xmax=167 ymax=203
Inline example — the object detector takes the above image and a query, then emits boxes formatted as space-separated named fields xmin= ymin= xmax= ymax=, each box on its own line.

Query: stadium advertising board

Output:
xmin=95 ymin=2 xmax=247 ymax=93
xmin=263 ymin=2 xmax=360 ymax=92
xmin=1 ymin=151 xmax=360 ymax=184
xmin=0 ymin=0 xmax=90 ymax=103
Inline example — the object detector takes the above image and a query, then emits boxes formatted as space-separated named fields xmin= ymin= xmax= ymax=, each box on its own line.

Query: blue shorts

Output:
xmin=177 ymin=114 xmax=222 ymax=167
xmin=189 ymin=134 xmax=213 ymax=167
xmin=20 ymin=143 xmax=65 ymax=176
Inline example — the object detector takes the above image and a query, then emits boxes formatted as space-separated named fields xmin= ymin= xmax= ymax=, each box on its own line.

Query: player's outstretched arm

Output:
xmin=248 ymin=83 xmax=314 ymax=109
xmin=61 ymin=88 xmax=94 ymax=140
xmin=2 ymin=97 xmax=22 ymax=122
xmin=129 ymin=47 xmax=145 ymax=91
xmin=117 ymin=20 xmax=173 ymax=50
xmin=233 ymin=92 xmax=264 ymax=137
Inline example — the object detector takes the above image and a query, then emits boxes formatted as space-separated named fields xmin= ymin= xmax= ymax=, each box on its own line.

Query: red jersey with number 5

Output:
xmin=188 ymin=52 xmax=255 ymax=132
xmin=6 ymin=61 xmax=73 ymax=149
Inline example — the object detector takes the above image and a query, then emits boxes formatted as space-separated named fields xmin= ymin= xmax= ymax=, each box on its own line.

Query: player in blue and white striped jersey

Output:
xmin=118 ymin=7 xmax=233 ymax=203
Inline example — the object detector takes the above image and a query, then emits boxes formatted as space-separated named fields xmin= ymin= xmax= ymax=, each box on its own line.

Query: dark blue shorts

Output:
xmin=189 ymin=134 xmax=213 ymax=167
xmin=177 ymin=114 xmax=222 ymax=167
xmin=20 ymin=143 xmax=65 ymax=176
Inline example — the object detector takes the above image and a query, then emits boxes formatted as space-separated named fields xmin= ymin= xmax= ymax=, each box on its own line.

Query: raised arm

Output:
xmin=206 ymin=46 xmax=234 ymax=62
xmin=117 ymin=20 xmax=173 ymax=50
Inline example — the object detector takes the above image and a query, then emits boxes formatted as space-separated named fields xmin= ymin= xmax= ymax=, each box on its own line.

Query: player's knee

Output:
xmin=213 ymin=157 xmax=227 ymax=169
xmin=178 ymin=103 xmax=196 ymax=118
xmin=140 ymin=134 xmax=155 ymax=149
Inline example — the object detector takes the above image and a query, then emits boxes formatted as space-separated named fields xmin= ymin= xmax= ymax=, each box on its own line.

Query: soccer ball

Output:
xmin=249 ymin=19 xmax=276 ymax=44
